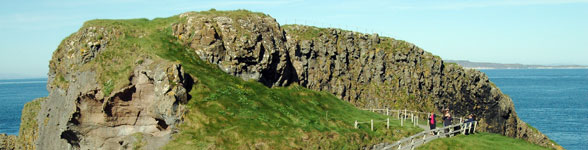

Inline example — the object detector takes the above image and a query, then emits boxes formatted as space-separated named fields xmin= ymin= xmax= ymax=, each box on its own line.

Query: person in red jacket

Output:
xmin=428 ymin=110 xmax=436 ymax=135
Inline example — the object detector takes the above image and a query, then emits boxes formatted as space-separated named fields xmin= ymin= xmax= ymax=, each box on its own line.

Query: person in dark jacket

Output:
xmin=428 ymin=111 xmax=436 ymax=135
xmin=442 ymin=110 xmax=453 ymax=126
xmin=442 ymin=109 xmax=453 ymax=135
xmin=464 ymin=114 xmax=476 ymax=135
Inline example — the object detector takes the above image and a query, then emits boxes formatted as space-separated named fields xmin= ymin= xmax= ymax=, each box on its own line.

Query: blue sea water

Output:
xmin=0 ymin=78 xmax=48 ymax=135
xmin=481 ymin=69 xmax=588 ymax=150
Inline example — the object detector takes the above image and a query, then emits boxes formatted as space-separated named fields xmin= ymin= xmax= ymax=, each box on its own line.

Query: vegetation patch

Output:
xmin=283 ymin=24 xmax=331 ymax=41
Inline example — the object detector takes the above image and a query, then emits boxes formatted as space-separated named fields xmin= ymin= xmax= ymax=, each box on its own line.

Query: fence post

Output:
xmin=355 ymin=120 xmax=358 ymax=129
xmin=371 ymin=119 xmax=374 ymax=131
xmin=469 ymin=122 xmax=473 ymax=134
xmin=416 ymin=114 xmax=419 ymax=125
xmin=387 ymin=118 xmax=390 ymax=129
xmin=473 ymin=121 xmax=477 ymax=133
xmin=372 ymin=108 xmax=375 ymax=112
xmin=386 ymin=108 xmax=389 ymax=116
xmin=397 ymin=110 xmax=400 ymax=119
xmin=401 ymin=117 xmax=403 ymax=126
xmin=462 ymin=123 xmax=467 ymax=135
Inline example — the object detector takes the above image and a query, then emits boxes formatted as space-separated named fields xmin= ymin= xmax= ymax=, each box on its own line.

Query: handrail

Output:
xmin=380 ymin=121 xmax=478 ymax=150
xmin=358 ymin=108 xmax=477 ymax=149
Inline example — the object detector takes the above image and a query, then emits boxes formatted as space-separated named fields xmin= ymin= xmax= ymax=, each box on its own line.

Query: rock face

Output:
xmin=36 ymin=23 xmax=195 ymax=149
xmin=171 ymin=12 xmax=556 ymax=148
xmin=5 ymin=10 xmax=555 ymax=149
xmin=172 ymin=12 xmax=295 ymax=87
xmin=37 ymin=61 xmax=193 ymax=149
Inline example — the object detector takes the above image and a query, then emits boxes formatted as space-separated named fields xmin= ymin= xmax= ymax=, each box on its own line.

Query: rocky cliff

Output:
xmin=3 ymin=10 xmax=557 ymax=149
xmin=170 ymin=11 xmax=557 ymax=148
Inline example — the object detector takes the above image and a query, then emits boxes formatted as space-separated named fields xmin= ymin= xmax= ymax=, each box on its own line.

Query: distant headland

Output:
xmin=446 ymin=60 xmax=588 ymax=69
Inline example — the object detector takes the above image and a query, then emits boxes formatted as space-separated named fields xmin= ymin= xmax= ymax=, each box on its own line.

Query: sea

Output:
xmin=0 ymin=69 xmax=586 ymax=149
xmin=481 ymin=69 xmax=588 ymax=150
xmin=0 ymin=78 xmax=48 ymax=135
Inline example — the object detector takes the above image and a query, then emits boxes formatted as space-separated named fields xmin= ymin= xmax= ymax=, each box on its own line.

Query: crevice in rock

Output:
xmin=114 ymin=86 xmax=136 ymax=102
xmin=183 ymin=73 xmax=194 ymax=102
xmin=70 ymin=107 xmax=81 ymax=126
xmin=60 ymin=130 xmax=80 ymax=148
xmin=103 ymin=102 xmax=114 ymax=117
xmin=133 ymin=111 xmax=141 ymax=125
xmin=104 ymin=86 xmax=137 ymax=117
xmin=155 ymin=118 xmax=169 ymax=130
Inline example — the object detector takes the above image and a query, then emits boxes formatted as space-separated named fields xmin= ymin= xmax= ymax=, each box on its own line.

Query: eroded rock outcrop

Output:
xmin=37 ymin=60 xmax=193 ymax=149
xmin=173 ymin=12 xmax=297 ymax=87
xmin=34 ymin=21 xmax=196 ymax=149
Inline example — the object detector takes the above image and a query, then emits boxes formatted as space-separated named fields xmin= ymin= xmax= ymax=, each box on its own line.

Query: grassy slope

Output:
xmin=416 ymin=132 xmax=550 ymax=150
xmin=78 ymin=10 xmax=422 ymax=149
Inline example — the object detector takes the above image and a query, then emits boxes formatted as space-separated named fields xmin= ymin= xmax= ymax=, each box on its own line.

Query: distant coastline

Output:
xmin=446 ymin=60 xmax=588 ymax=70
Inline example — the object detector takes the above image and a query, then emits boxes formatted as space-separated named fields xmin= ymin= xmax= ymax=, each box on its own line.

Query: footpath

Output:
xmin=357 ymin=108 xmax=478 ymax=150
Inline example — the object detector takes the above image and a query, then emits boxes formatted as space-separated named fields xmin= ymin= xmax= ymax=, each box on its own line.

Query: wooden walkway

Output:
xmin=359 ymin=108 xmax=478 ymax=150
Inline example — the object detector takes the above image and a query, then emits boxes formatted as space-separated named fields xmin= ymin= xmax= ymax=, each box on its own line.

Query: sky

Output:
xmin=1 ymin=0 xmax=587 ymax=78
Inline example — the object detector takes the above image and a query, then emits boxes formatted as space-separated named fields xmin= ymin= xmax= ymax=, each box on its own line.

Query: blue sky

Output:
xmin=1 ymin=0 xmax=587 ymax=78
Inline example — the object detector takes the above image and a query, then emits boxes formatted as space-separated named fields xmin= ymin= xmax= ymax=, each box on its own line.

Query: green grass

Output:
xmin=54 ymin=10 xmax=424 ymax=149
xmin=416 ymin=132 xmax=550 ymax=150
xmin=283 ymin=24 xmax=331 ymax=40
xmin=156 ymin=26 xmax=422 ymax=149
